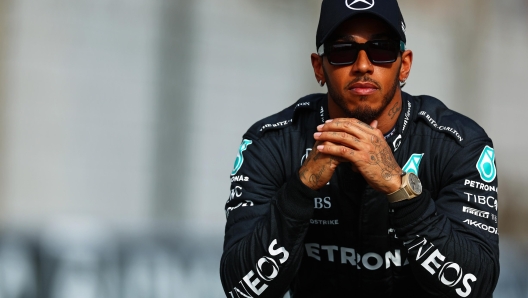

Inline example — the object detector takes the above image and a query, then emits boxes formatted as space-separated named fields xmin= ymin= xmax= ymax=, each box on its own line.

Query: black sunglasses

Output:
xmin=318 ymin=40 xmax=405 ymax=65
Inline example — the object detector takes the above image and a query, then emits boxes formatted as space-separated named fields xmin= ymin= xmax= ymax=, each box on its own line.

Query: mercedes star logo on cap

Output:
xmin=346 ymin=0 xmax=375 ymax=11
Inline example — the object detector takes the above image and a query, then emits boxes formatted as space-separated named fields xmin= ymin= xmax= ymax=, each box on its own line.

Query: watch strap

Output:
xmin=387 ymin=185 xmax=411 ymax=203
xmin=387 ymin=172 xmax=412 ymax=203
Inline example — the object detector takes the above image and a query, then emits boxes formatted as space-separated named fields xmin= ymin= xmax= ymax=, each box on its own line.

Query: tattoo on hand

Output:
xmin=312 ymin=151 xmax=321 ymax=161
xmin=382 ymin=170 xmax=392 ymax=181
xmin=309 ymin=165 xmax=326 ymax=188
xmin=299 ymin=168 xmax=308 ymax=180
xmin=371 ymin=135 xmax=381 ymax=146
xmin=364 ymin=136 xmax=400 ymax=182
xmin=379 ymin=148 xmax=397 ymax=171
xmin=368 ymin=152 xmax=378 ymax=165
xmin=357 ymin=121 xmax=373 ymax=130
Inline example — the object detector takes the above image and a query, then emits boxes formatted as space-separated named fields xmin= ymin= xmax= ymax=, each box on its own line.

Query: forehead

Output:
xmin=330 ymin=14 xmax=394 ymax=41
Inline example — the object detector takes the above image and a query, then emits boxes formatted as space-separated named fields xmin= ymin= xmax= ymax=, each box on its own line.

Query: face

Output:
xmin=312 ymin=15 xmax=411 ymax=124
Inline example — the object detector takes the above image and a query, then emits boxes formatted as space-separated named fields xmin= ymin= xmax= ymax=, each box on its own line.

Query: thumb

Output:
xmin=370 ymin=120 xmax=378 ymax=129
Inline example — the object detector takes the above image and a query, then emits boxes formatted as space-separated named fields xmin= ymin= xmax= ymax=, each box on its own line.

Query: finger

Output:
xmin=316 ymin=143 xmax=364 ymax=163
xmin=305 ymin=140 xmax=344 ymax=162
xmin=319 ymin=119 xmax=383 ymax=142
xmin=314 ymin=140 xmax=349 ymax=163
xmin=323 ymin=118 xmax=374 ymax=129
xmin=319 ymin=118 xmax=372 ymax=134
xmin=370 ymin=120 xmax=378 ymax=129
xmin=314 ymin=131 xmax=364 ymax=150
xmin=333 ymin=118 xmax=374 ymax=130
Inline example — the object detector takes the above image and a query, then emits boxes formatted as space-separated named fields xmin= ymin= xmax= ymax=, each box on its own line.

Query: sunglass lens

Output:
xmin=328 ymin=45 xmax=358 ymax=65
xmin=368 ymin=41 xmax=398 ymax=63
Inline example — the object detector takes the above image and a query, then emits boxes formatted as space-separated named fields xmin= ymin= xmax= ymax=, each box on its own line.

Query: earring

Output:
xmin=319 ymin=80 xmax=325 ymax=87
xmin=400 ymin=78 xmax=407 ymax=88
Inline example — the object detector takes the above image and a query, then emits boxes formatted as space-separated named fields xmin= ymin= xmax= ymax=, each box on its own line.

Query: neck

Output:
xmin=375 ymin=92 xmax=403 ymax=134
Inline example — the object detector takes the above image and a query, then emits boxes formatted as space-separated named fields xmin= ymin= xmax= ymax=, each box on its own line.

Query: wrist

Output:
xmin=299 ymin=168 xmax=319 ymax=190
xmin=386 ymin=172 xmax=423 ymax=203
xmin=385 ymin=174 xmax=403 ymax=195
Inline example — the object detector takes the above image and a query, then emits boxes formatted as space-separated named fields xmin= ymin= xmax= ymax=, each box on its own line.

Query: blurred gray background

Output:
xmin=0 ymin=0 xmax=526 ymax=297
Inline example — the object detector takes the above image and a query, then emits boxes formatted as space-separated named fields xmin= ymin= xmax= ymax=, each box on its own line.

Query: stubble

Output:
xmin=325 ymin=70 xmax=400 ymax=124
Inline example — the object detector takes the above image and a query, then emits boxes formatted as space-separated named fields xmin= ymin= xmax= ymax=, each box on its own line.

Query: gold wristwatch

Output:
xmin=387 ymin=172 xmax=422 ymax=203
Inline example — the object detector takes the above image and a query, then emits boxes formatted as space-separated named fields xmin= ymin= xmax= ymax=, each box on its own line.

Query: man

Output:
xmin=220 ymin=0 xmax=499 ymax=297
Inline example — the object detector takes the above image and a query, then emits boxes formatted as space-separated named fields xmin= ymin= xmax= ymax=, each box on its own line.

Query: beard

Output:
xmin=325 ymin=71 xmax=400 ymax=124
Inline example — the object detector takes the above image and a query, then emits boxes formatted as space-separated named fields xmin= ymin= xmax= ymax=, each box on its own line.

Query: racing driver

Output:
xmin=220 ymin=0 xmax=499 ymax=297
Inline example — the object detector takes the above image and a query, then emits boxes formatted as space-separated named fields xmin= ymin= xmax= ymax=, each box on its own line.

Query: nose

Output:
xmin=352 ymin=49 xmax=374 ymax=75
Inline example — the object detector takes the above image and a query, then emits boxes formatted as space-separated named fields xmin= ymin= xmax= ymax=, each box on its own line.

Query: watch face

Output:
xmin=408 ymin=173 xmax=422 ymax=194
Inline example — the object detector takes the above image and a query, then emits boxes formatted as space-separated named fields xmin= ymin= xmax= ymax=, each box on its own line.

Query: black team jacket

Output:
xmin=220 ymin=92 xmax=499 ymax=298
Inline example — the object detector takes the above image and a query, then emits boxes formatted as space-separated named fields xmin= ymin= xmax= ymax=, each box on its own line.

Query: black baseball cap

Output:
xmin=316 ymin=0 xmax=406 ymax=51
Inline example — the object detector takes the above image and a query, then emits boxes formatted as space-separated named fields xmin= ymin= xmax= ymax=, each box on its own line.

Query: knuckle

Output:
xmin=361 ymin=151 xmax=370 ymax=160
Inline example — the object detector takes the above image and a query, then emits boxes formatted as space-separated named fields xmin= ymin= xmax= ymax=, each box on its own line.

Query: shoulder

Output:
xmin=243 ymin=93 xmax=326 ymax=140
xmin=407 ymin=93 xmax=490 ymax=146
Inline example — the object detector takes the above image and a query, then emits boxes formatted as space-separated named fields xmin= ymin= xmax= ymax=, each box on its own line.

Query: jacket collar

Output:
xmin=385 ymin=92 xmax=415 ymax=153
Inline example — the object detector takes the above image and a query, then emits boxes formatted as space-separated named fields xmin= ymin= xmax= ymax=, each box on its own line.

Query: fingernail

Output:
xmin=325 ymin=119 xmax=333 ymax=123
xmin=314 ymin=132 xmax=322 ymax=138
xmin=317 ymin=145 xmax=324 ymax=151
xmin=317 ymin=124 xmax=324 ymax=130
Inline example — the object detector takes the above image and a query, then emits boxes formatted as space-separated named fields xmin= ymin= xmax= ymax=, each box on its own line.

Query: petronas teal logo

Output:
xmin=476 ymin=146 xmax=496 ymax=183
xmin=231 ymin=139 xmax=252 ymax=175
xmin=402 ymin=153 xmax=424 ymax=176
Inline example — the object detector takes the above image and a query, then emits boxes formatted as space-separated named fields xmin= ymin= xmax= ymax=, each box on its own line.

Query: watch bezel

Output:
xmin=407 ymin=172 xmax=422 ymax=195
xmin=387 ymin=172 xmax=422 ymax=203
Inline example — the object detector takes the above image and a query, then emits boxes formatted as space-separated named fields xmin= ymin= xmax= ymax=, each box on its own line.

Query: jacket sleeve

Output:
xmin=220 ymin=134 xmax=318 ymax=297
xmin=389 ymin=139 xmax=499 ymax=298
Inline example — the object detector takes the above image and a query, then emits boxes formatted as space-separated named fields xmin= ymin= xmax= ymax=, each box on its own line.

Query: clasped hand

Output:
xmin=299 ymin=118 xmax=402 ymax=194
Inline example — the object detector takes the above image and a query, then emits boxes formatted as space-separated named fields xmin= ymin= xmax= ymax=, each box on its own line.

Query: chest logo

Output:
xmin=476 ymin=146 xmax=496 ymax=183
xmin=402 ymin=153 xmax=424 ymax=175
xmin=231 ymin=139 xmax=252 ymax=175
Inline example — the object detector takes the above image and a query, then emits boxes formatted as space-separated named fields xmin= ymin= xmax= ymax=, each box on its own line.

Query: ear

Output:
xmin=311 ymin=53 xmax=325 ymax=85
xmin=399 ymin=49 xmax=413 ymax=82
